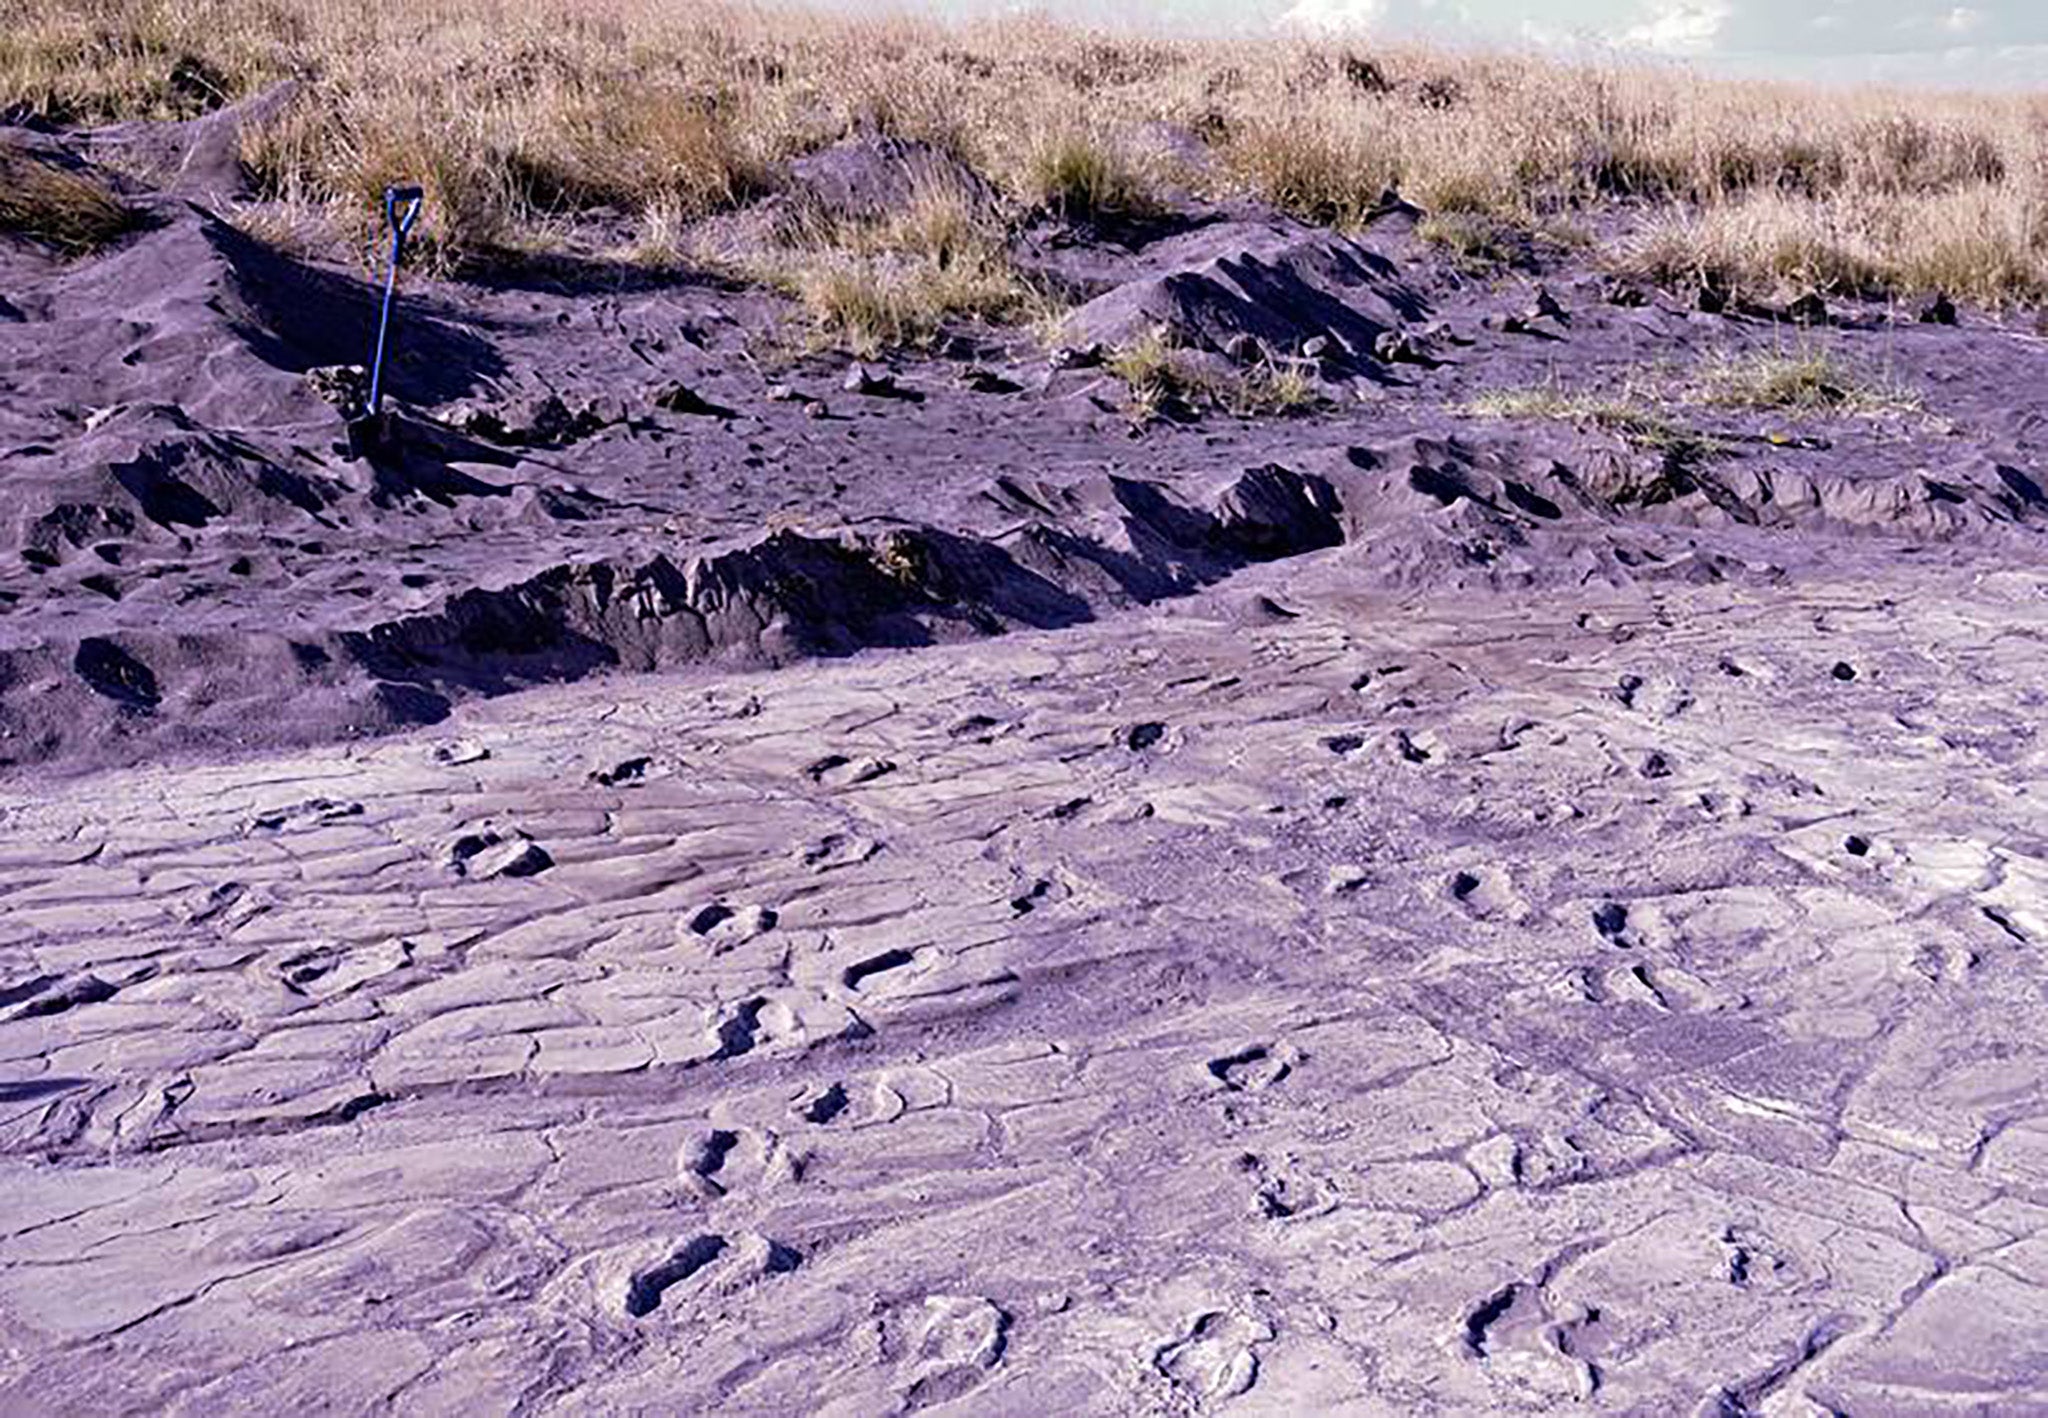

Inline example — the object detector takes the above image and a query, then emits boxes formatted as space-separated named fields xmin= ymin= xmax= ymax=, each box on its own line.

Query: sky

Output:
xmin=884 ymin=1 xmax=2048 ymax=88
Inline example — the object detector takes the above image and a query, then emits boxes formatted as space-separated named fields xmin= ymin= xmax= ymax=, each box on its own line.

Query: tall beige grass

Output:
xmin=2 ymin=0 xmax=2043 ymax=301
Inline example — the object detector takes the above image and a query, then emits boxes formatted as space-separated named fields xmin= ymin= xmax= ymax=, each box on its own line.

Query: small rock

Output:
xmin=1529 ymin=285 xmax=1569 ymax=324
xmin=305 ymin=365 xmax=368 ymax=411
xmin=448 ymin=393 xmax=614 ymax=448
xmin=1222 ymin=333 xmax=1264 ymax=365
xmin=843 ymin=363 xmax=912 ymax=399
xmin=1049 ymin=343 xmax=1105 ymax=371
xmin=653 ymin=383 xmax=735 ymax=418
xmin=1785 ymin=291 xmax=1828 ymax=326
xmin=590 ymin=756 xmax=655 ymax=787
xmin=1326 ymin=865 xmax=1370 ymax=896
xmin=765 ymin=383 xmax=806 ymax=402
xmin=1831 ymin=661 xmax=1858 ymax=682
xmin=956 ymin=366 xmax=1020 ymax=394
xmin=1373 ymin=329 xmax=1435 ymax=365
xmin=1301 ymin=334 xmax=1332 ymax=359
xmin=1918 ymin=292 xmax=1959 ymax=326
xmin=431 ymin=739 xmax=490 ymax=766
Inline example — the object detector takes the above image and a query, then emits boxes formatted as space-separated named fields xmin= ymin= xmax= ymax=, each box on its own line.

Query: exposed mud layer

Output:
xmin=7 ymin=557 xmax=2048 ymax=1414
xmin=4 ymin=94 xmax=2048 ymax=1416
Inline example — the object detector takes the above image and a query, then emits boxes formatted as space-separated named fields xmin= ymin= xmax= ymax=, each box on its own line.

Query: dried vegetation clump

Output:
xmin=1 ymin=0 xmax=2043 ymax=303
xmin=0 ymin=138 xmax=138 ymax=254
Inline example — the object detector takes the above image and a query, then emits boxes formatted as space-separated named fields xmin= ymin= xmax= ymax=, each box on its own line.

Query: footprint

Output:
xmin=1446 ymin=867 xmax=1524 ymax=920
xmin=1207 ymin=1044 xmax=1296 ymax=1093
xmin=178 ymin=880 xmax=249 ymax=926
xmin=1153 ymin=1310 xmax=1273 ymax=1404
xmin=681 ymin=902 xmax=779 ymax=951
xmin=899 ymin=1295 xmax=1011 ymax=1412
xmin=1605 ymin=962 xmax=1726 ymax=1013
xmin=624 ymin=1235 xmax=728 ymax=1317
xmin=445 ymin=828 xmax=552 ymax=879
xmin=796 ymin=1082 xmax=849 ymax=1125
xmin=1238 ymin=1152 xmax=1338 ymax=1221
xmin=947 ymin=714 xmax=1006 ymax=742
xmin=590 ymin=755 xmax=658 ymax=787
xmin=843 ymin=948 xmax=919 ymax=994
xmin=1326 ymin=864 xmax=1370 ymax=896
xmin=798 ymin=833 xmax=883 ymax=872
xmin=697 ymin=993 xmax=864 ymax=1066
xmin=675 ymin=1124 xmax=799 ymax=1199
xmin=708 ymin=997 xmax=786 ymax=1060
xmin=1462 ymin=1280 xmax=1602 ymax=1399
xmin=805 ymin=755 xmax=895 ymax=787
xmin=6 ymin=973 xmax=118 ymax=1022
xmin=245 ymin=797 xmax=364 ymax=833
xmin=617 ymin=1232 xmax=802 ymax=1319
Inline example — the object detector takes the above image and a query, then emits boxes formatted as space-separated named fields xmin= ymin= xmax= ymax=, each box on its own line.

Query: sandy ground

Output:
xmin=4 ymin=97 xmax=2048 ymax=1415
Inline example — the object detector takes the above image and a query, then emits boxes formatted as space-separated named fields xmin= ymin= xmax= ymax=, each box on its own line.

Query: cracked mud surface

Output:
xmin=7 ymin=556 xmax=2048 ymax=1413
xmin=7 ymin=102 xmax=2048 ymax=1414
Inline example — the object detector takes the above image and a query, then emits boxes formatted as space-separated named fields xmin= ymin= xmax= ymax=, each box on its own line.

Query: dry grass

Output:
xmin=1457 ymin=376 xmax=1700 ymax=450
xmin=2 ymin=1 xmax=2044 ymax=303
xmin=1022 ymin=126 xmax=1160 ymax=223
xmin=1106 ymin=327 xmax=1321 ymax=422
xmin=0 ymin=140 xmax=138 ymax=254
xmin=700 ymin=170 xmax=1044 ymax=354
xmin=1700 ymin=347 xmax=1922 ymax=415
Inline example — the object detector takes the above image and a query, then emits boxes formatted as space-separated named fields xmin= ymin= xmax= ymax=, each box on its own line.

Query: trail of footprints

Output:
xmin=5 ymin=583 xmax=2047 ymax=1412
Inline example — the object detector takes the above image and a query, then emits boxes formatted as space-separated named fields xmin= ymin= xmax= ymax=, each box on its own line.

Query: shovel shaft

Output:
xmin=366 ymin=235 xmax=403 ymax=415
xmin=365 ymin=185 xmax=424 ymax=418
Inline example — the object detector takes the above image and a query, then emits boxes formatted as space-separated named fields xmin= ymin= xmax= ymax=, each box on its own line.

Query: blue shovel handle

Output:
xmin=366 ymin=184 xmax=425 ymax=419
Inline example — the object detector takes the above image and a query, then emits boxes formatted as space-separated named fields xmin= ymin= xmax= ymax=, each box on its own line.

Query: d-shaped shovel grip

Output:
xmin=386 ymin=185 xmax=424 ymax=246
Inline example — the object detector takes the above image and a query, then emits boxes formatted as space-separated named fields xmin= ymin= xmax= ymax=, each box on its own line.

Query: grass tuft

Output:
xmin=1106 ymin=328 xmax=1321 ymax=422
xmin=710 ymin=170 xmax=1042 ymax=354
xmin=1458 ymin=378 xmax=1694 ymax=449
xmin=1700 ymin=348 xmax=1921 ymax=415
xmin=1022 ymin=127 xmax=1159 ymax=222
xmin=0 ymin=142 xmax=138 ymax=254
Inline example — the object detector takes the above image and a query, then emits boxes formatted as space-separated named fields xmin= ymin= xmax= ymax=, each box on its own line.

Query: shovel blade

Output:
xmin=344 ymin=411 xmax=391 ymax=461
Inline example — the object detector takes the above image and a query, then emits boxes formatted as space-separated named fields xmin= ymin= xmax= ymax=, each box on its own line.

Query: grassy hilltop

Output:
xmin=4 ymin=0 xmax=2044 ymax=316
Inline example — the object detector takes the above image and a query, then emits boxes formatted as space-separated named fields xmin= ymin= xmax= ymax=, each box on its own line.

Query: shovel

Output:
xmin=346 ymin=183 xmax=424 ymax=459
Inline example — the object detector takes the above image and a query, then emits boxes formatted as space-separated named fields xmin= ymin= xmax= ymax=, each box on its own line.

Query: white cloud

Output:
xmin=1944 ymin=6 xmax=1985 ymax=34
xmin=1276 ymin=0 xmax=1390 ymax=33
xmin=1624 ymin=0 xmax=1733 ymax=54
